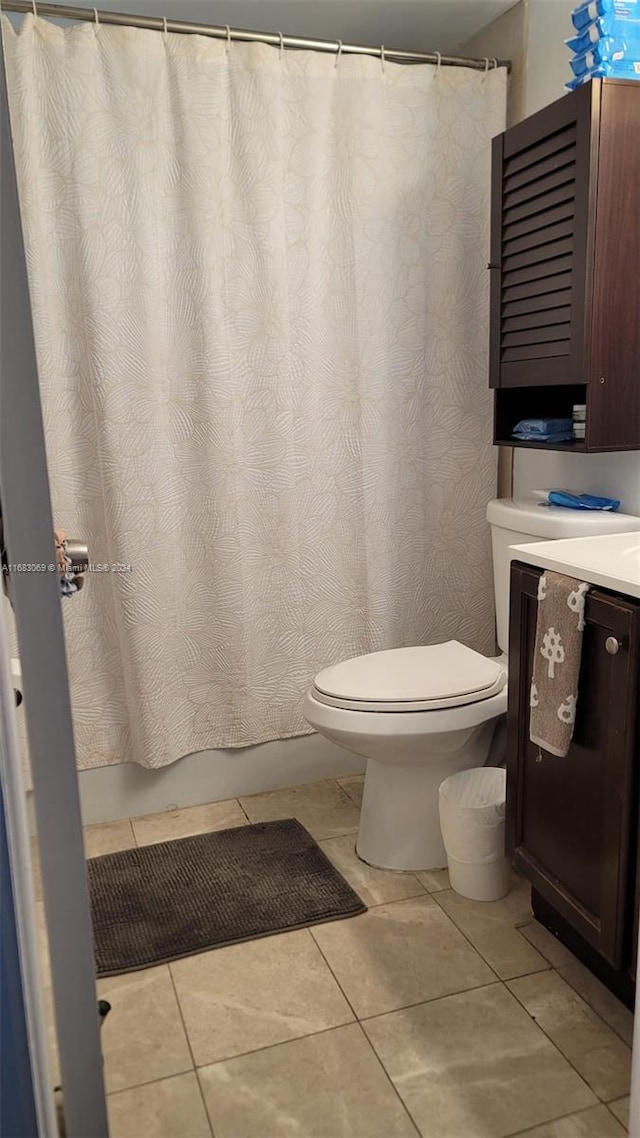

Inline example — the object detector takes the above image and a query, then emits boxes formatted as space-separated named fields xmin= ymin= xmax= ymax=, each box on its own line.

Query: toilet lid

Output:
xmin=313 ymin=642 xmax=506 ymax=712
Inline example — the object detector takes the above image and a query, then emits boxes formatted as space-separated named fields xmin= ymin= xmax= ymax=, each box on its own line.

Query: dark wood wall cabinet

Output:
xmin=490 ymin=79 xmax=640 ymax=452
xmin=507 ymin=563 xmax=640 ymax=1006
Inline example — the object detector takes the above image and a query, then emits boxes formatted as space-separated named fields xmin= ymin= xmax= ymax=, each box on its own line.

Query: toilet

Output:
xmin=304 ymin=497 xmax=640 ymax=872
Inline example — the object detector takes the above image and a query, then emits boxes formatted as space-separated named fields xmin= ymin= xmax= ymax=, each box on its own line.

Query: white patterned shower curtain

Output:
xmin=3 ymin=14 xmax=506 ymax=771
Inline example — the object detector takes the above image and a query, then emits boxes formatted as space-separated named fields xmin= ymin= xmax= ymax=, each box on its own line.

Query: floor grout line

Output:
xmin=102 ymin=1065 xmax=196 ymax=1100
xmin=558 ymin=969 xmax=634 ymax=1049
xmin=508 ymin=963 xmax=633 ymax=1059
xmin=506 ymin=969 xmax=631 ymax=1104
xmin=512 ymin=917 xmax=634 ymax=1049
xmin=356 ymin=977 xmax=504 ymax=1026
xmin=106 ymin=1066 xmax=218 ymax=1135
xmin=349 ymin=885 xmax=429 ymax=909
xmin=604 ymin=1101 xmax=630 ymax=1134
xmin=350 ymin=1021 xmax=422 ymax=1138
xmin=428 ymin=889 xmax=506 ymax=984
xmin=305 ymin=926 xmax=362 ymax=1022
xmin=336 ymin=775 xmax=365 ymax=808
xmin=193 ymin=1019 xmax=357 ymax=1071
xmin=504 ymin=1101 xmax=626 ymax=1137
xmin=236 ymin=797 xmax=252 ymax=824
xmin=427 ymin=886 xmax=562 ymax=984
xmin=105 ymin=1068 xmax=199 ymax=1100
xmin=194 ymin=1069 xmax=218 ymax=1138
xmin=166 ymin=965 xmax=216 ymax=1138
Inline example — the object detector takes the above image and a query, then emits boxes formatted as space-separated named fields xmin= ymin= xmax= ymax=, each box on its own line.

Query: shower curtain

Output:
xmin=3 ymin=14 xmax=506 ymax=771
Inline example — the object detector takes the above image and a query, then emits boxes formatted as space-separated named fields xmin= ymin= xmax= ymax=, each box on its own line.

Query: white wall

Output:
xmin=18 ymin=0 xmax=516 ymax=55
xmin=461 ymin=0 xmax=527 ymax=127
xmin=525 ymin=0 xmax=574 ymax=114
xmin=515 ymin=0 xmax=640 ymax=513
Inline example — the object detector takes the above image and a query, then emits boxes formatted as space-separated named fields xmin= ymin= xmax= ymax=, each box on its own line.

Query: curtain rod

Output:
xmin=1 ymin=1 xmax=511 ymax=72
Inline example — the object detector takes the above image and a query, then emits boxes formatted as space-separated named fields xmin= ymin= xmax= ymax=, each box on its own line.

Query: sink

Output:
xmin=510 ymin=531 xmax=640 ymax=599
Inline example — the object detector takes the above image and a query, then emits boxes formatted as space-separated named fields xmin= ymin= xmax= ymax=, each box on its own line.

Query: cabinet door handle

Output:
xmin=605 ymin=636 xmax=620 ymax=655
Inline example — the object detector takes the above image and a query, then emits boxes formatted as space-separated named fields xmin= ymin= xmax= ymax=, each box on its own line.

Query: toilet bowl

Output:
xmin=304 ymin=641 xmax=507 ymax=871
xmin=303 ymin=497 xmax=640 ymax=873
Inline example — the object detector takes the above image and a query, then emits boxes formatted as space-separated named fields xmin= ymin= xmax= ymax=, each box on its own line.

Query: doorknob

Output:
xmin=605 ymin=636 xmax=620 ymax=655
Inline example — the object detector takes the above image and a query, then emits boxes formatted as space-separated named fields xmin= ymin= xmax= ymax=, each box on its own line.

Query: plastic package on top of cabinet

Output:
xmin=566 ymin=0 xmax=640 ymax=88
xmin=571 ymin=0 xmax=640 ymax=32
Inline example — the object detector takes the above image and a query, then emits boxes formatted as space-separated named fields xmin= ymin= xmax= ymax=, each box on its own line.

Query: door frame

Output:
xmin=0 ymin=33 xmax=108 ymax=1138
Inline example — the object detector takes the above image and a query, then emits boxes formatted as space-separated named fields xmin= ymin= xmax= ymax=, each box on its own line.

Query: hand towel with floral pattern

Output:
xmin=529 ymin=571 xmax=590 ymax=758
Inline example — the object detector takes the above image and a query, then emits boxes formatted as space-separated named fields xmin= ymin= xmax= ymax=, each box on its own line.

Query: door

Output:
xmin=506 ymin=563 xmax=640 ymax=967
xmin=0 ymin=783 xmax=39 ymax=1138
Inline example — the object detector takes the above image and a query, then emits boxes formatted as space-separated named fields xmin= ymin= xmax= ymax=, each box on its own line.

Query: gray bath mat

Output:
xmin=87 ymin=818 xmax=366 ymax=976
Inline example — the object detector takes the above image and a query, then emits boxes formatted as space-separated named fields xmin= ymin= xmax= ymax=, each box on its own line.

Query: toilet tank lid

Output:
xmin=486 ymin=498 xmax=640 ymax=539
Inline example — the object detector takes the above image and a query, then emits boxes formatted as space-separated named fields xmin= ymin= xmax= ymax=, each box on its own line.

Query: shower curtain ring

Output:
xmin=380 ymin=44 xmax=385 ymax=74
xmin=483 ymin=57 xmax=490 ymax=80
xmin=162 ymin=17 xmax=168 ymax=39
xmin=93 ymin=7 xmax=100 ymax=27
xmin=225 ymin=24 xmax=231 ymax=51
xmin=492 ymin=57 xmax=498 ymax=70
xmin=434 ymin=51 xmax=442 ymax=78
xmin=334 ymin=39 xmax=343 ymax=69
xmin=278 ymin=31 xmax=284 ymax=58
xmin=30 ymin=0 xmax=37 ymax=15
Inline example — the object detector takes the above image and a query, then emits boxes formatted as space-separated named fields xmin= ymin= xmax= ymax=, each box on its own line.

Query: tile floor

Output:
xmin=37 ymin=776 xmax=634 ymax=1137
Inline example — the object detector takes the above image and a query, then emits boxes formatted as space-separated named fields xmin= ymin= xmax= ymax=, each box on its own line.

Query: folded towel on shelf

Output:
xmin=529 ymin=571 xmax=590 ymax=758
xmin=548 ymin=490 xmax=621 ymax=511
xmin=513 ymin=418 xmax=575 ymax=442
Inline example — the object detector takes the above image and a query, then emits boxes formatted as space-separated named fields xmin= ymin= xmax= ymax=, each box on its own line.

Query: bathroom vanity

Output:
xmin=506 ymin=532 xmax=640 ymax=1005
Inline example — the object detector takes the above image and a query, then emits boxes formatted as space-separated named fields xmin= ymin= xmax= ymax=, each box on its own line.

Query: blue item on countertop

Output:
xmin=512 ymin=418 xmax=575 ymax=442
xmin=548 ymin=490 xmax=621 ymax=511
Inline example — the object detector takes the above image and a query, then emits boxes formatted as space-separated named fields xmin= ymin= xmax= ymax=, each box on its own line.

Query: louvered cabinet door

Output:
xmin=489 ymin=84 xmax=594 ymax=389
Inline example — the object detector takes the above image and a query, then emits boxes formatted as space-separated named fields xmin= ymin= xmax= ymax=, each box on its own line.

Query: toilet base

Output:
xmin=356 ymin=754 xmax=488 ymax=872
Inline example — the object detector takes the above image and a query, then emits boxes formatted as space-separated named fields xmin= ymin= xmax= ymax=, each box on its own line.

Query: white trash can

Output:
xmin=438 ymin=767 xmax=510 ymax=902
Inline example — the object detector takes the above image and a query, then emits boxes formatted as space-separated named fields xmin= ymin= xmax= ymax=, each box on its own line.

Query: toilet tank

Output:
xmin=486 ymin=498 xmax=640 ymax=654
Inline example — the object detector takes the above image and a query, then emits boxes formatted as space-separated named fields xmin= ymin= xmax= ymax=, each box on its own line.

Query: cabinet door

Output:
xmin=489 ymin=83 xmax=595 ymax=390
xmin=506 ymin=563 xmax=640 ymax=966
xmin=586 ymin=80 xmax=640 ymax=450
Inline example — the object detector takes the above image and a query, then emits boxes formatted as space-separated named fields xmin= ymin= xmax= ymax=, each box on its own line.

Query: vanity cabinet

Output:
xmin=489 ymin=78 xmax=640 ymax=452
xmin=507 ymin=562 xmax=640 ymax=1000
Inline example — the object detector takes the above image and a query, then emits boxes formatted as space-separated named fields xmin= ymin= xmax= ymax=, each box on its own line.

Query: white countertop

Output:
xmin=510 ymin=531 xmax=640 ymax=599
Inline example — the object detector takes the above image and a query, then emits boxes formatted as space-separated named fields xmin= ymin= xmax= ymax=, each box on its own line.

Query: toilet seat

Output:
xmin=312 ymin=641 xmax=506 ymax=712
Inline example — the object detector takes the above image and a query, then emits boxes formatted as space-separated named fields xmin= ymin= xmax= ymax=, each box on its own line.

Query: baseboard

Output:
xmin=67 ymin=733 xmax=365 ymax=826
